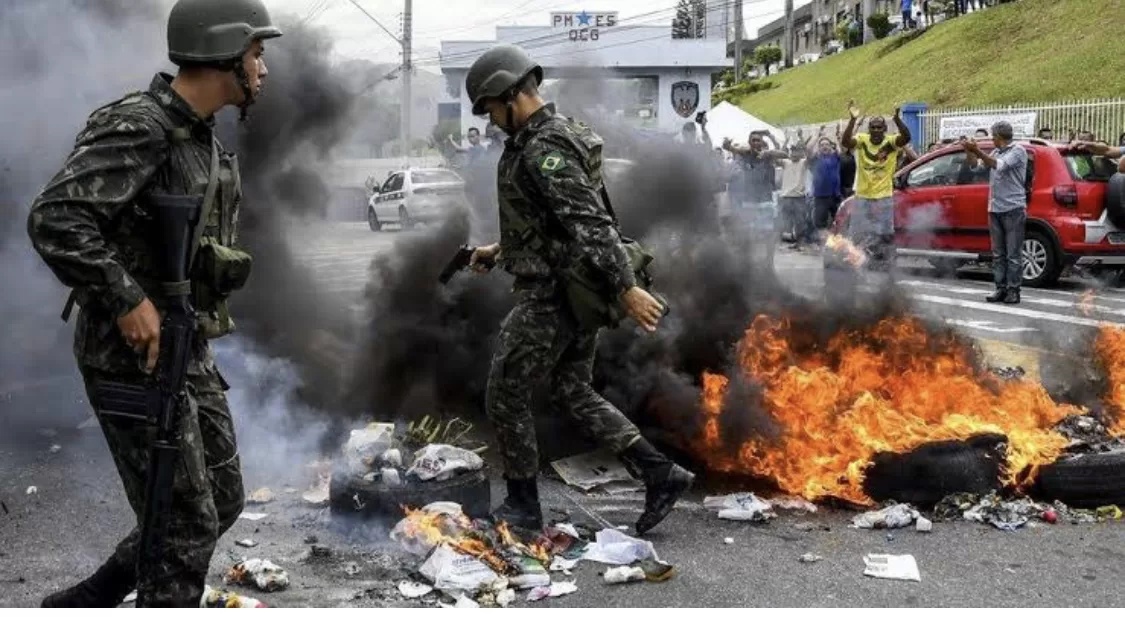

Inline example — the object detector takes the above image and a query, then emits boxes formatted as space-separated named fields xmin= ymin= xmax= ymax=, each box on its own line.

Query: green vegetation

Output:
xmin=754 ymin=44 xmax=783 ymax=75
xmin=729 ymin=0 xmax=1125 ymax=125
xmin=866 ymin=13 xmax=894 ymax=40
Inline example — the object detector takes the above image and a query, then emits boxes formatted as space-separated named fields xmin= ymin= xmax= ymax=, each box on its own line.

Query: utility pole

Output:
xmin=783 ymin=0 xmax=794 ymax=68
xmin=733 ymin=0 xmax=743 ymax=83
xmin=401 ymin=0 xmax=413 ymax=165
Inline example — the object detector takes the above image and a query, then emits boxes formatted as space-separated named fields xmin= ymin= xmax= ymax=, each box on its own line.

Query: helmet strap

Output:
xmin=232 ymin=59 xmax=255 ymax=121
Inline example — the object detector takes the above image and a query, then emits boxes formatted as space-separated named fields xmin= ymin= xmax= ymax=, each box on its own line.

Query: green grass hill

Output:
xmin=730 ymin=0 xmax=1125 ymax=124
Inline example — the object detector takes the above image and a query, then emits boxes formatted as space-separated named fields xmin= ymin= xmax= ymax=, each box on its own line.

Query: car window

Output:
xmin=386 ymin=173 xmax=404 ymax=193
xmin=906 ymin=152 xmax=980 ymax=188
xmin=412 ymin=170 xmax=461 ymax=185
xmin=379 ymin=175 xmax=396 ymax=193
xmin=1065 ymin=153 xmax=1117 ymax=182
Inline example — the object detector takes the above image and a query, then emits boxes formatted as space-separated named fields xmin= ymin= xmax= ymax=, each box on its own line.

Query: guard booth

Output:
xmin=438 ymin=11 xmax=731 ymax=137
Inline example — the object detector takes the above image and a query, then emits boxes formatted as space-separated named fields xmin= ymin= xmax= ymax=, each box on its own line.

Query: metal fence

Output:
xmin=918 ymin=99 xmax=1125 ymax=146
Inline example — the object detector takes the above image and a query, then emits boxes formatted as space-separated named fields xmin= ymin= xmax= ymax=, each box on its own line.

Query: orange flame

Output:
xmin=1095 ymin=325 xmax=1125 ymax=436
xmin=395 ymin=508 xmax=550 ymax=574
xmin=825 ymin=234 xmax=867 ymax=268
xmin=697 ymin=315 xmax=1087 ymax=504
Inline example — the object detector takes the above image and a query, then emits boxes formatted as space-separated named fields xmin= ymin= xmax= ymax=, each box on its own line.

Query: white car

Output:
xmin=367 ymin=167 xmax=467 ymax=231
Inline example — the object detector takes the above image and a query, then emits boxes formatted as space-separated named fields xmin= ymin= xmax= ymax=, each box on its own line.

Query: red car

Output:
xmin=832 ymin=139 xmax=1125 ymax=287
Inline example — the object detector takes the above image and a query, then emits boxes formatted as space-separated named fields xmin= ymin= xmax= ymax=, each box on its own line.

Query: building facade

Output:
xmin=438 ymin=11 xmax=729 ymax=135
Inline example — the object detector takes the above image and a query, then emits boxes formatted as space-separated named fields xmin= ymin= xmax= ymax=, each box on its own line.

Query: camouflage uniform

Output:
xmin=27 ymin=73 xmax=245 ymax=607
xmin=486 ymin=104 xmax=641 ymax=479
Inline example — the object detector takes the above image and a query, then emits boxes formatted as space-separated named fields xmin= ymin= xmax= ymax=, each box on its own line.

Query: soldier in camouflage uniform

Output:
xmin=26 ymin=0 xmax=280 ymax=607
xmin=464 ymin=45 xmax=694 ymax=535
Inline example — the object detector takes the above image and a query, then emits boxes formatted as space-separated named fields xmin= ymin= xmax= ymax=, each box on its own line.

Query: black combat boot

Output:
xmin=491 ymin=477 xmax=544 ymax=531
xmin=1003 ymin=288 xmax=1021 ymax=304
xmin=41 ymin=557 xmax=134 ymax=608
xmin=620 ymin=438 xmax=695 ymax=536
xmin=985 ymin=288 xmax=1006 ymax=303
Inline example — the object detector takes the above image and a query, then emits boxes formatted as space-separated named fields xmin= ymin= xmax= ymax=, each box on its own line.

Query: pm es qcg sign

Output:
xmin=551 ymin=10 xmax=618 ymax=42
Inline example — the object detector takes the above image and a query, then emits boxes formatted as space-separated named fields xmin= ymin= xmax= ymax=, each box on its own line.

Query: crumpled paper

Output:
xmin=851 ymin=504 xmax=919 ymax=530
xmin=703 ymin=493 xmax=777 ymax=522
xmin=935 ymin=492 xmax=1046 ymax=531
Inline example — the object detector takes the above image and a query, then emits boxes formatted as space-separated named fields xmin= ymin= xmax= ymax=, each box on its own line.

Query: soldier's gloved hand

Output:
xmin=117 ymin=298 xmax=161 ymax=373
xmin=470 ymin=243 xmax=500 ymax=273
xmin=621 ymin=286 xmax=664 ymax=333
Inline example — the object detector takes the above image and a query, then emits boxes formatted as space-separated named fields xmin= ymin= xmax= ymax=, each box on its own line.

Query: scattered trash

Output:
xmin=885 ymin=533 xmax=895 ymax=542
xmin=419 ymin=545 xmax=500 ymax=591
xmin=527 ymin=580 xmax=578 ymax=602
xmin=238 ymin=512 xmax=268 ymax=522
xmin=201 ymin=585 xmax=266 ymax=608
xmin=391 ymin=503 xmax=466 ymax=556
xmin=305 ymin=545 xmax=333 ymax=561
xmin=863 ymin=554 xmax=921 ymax=582
xmin=343 ymin=562 xmax=361 ymax=576
xmin=550 ymin=451 xmax=641 ymax=492
xmin=381 ymin=468 xmax=403 ymax=486
xmin=851 ymin=504 xmax=919 ymax=529
xmin=915 ymin=517 xmax=933 ymax=533
xmin=1052 ymin=501 xmax=1098 ymax=524
xmin=509 ymin=558 xmax=551 ymax=590
xmin=344 ymin=423 xmax=395 ymax=474
xmin=382 ymin=448 xmax=403 ymax=468
xmin=224 ymin=559 xmax=290 ymax=592
xmin=582 ymin=528 xmax=660 ymax=565
xmin=963 ymin=493 xmax=1047 ymax=531
xmin=246 ymin=488 xmax=275 ymax=505
xmin=552 ymin=523 xmax=581 ymax=539
xmin=704 ymin=493 xmax=777 ymax=522
xmin=302 ymin=473 xmax=330 ymax=507
xmin=49 ymin=444 xmax=62 ymax=454
xmin=603 ymin=566 xmax=646 ymax=585
xmin=638 ymin=558 xmax=675 ymax=582
xmin=549 ymin=555 xmax=580 ymax=572
xmin=452 ymin=594 xmax=480 ymax=608
xmin=1041 ymin=510 xmax=1058 ymax=524
xmin=407 ymin=444 xmax=484 ymax=482
xmin=25 ymin=486 xmax=37 ymax=496
xmin=990 ymin=366 xmax=1026 ymax=381
xmin=235 ymin=539 xmax=258 ymax=548
xmin=723 ymin=537 xmax=734 ymax=545
xmin=123 ymin=591 xmax=137 ymax=603
xmin=798 ymin=553 xmax=823 ymax=564
xmin=1097 ymin=505 xmax=1123 ymax=520
xmin=496 ymin=588 xmax=516 ymax=607
xmin=769 ymin=496 xmax=818 ymax=513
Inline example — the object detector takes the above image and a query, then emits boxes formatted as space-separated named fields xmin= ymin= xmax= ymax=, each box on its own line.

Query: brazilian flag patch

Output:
xmin=537 ymin=151 xmax=567 ymax=175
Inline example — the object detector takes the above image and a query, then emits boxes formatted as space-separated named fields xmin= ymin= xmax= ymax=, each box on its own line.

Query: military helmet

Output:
xmin=465 ymin=44 xmax=543 ymax=115
xmin=167 ymin=0 xmax=282 ymax=66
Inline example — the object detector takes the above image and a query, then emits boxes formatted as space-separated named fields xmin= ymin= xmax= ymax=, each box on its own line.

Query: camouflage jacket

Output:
xmin=496 ymin=104 xmax=636 ymax=295
xmin=27 ymin=73 xmax=243 ymax=377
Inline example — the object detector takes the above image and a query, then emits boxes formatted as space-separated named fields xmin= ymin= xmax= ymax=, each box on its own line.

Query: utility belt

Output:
xmin=501 ymin=186 xmax=664 ymax=330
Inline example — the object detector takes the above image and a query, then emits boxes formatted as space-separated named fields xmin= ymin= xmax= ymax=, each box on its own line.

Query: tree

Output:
xmin=754 ymin=44 xmax=783 ymax=75
xmin=866 ymin=12 xmax=894 ymax=39
xmin=671 ymin=0 xmax=692 ymax=39
xmin=671 ymin=0 xmax=707 ymax=39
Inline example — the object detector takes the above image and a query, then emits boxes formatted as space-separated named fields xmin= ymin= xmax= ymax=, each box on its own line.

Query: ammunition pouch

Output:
xmin=192 ymin=237 xmax=250 ymax=340
xmin=559 ymin=237 xmax=658 ymax=330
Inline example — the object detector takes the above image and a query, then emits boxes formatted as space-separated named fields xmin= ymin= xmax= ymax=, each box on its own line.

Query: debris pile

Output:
xmin=390 ymin=502 xmax=674 ymax=606
xmin=1054 ymin=414 xmax=1125 ymax=454
xmin=702 ymin=493 xmax=777 ymax=522
xmin=224 ymin=559 xmax=290 ymax=592
xmin=340 ymin=421 xmax=486 ymax=488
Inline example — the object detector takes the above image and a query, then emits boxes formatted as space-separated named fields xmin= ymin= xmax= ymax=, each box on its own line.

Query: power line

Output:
xmin=344 ymin=0 xmax=402 ymax=43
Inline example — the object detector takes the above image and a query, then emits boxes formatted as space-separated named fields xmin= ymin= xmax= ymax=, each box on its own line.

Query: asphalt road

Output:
xmin=3 ymin=221 xmax=1124 ymax=607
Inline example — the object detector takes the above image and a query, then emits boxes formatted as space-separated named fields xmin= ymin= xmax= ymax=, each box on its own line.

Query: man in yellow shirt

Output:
xmin=840 ymin=102 xmax=912 ymax=269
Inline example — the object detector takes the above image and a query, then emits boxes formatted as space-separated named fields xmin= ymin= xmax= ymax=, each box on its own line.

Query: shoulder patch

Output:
xmin=537 ymin=150 xmax=567 ymax=175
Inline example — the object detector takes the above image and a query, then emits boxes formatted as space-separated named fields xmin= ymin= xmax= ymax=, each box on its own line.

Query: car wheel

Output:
xmin=929 ymin=258 xmax=963 ymax=278
xmin=367 ymin=209 xmax=382 ymax=232
xmin=1022 ymin=230 xmax=1061 ymax=287
xmin=399 ymin=206 xmax=413 ymax=230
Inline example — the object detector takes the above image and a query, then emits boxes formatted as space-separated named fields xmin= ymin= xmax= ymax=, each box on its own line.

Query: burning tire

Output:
xmin=329 ymin=467 xmax=492 ymax=520
xmin=1034 ymin=451 xmax=1125 ymax=508
xmin=862 ymin=435 xmax=1007 ymax=506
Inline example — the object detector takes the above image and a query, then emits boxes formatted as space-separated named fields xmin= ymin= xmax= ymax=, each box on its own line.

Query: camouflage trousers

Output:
xmin=81 ymin=365 xmax=244 ymax=607
xmin=485 ymin=288 xmax=641 ymax=480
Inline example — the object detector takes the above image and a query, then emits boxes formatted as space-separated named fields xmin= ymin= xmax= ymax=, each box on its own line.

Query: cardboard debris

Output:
xmin=863 ymin=554 xmax=921 ymax=582
xmin=550 ymin=451 xmax=641 ymax=492
xmin=247 ymin=488 xmax=275 ymax=505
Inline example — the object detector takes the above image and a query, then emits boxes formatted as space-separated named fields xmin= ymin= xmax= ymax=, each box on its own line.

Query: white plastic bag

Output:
xmin=419 ymin=545 xmax=500 ymax=591
xmin=407 ymin=444 xmax=484 ymax=481
xmin=343 ymin=423 xmax=394 ymax=474
xmin=581 ymin=529 xmax=660 ymax=565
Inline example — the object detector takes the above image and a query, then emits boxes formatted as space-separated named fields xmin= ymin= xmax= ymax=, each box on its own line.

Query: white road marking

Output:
xmin=911 ymin=294 xmax=1112 ymax=328
xmin=943 ymin=319 xmax=1038 ymax=334
xmin=900 ymin=280 xmax=1125 ymax=316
